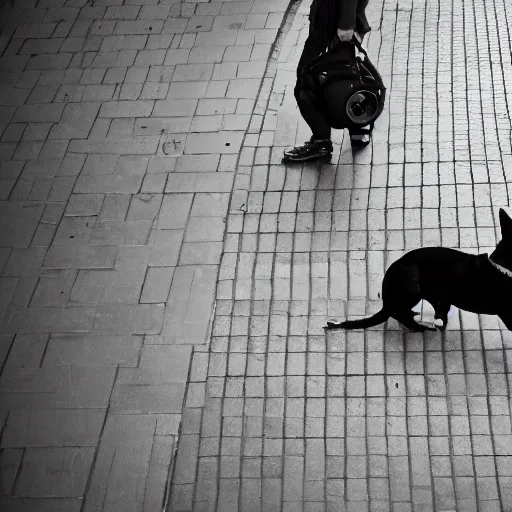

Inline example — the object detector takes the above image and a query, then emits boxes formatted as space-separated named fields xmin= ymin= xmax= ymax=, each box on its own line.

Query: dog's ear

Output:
xmin=499 ymin=209 xmax=512 ymax=242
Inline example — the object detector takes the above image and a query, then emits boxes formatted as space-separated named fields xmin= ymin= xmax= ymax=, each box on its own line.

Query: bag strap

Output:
xmin=352 ymin=37 xmax=386 ymax=93
xmin=352 ymin=36 xmax=369 ymax=58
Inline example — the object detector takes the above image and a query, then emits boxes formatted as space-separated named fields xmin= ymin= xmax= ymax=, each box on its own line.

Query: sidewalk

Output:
xmin=0 ymin=0 xmax=291 ymax=510
xmin=169 ymin=0 xmax=512 ymax=510
xmin=1 ymin=0 xmax=512 ymax=511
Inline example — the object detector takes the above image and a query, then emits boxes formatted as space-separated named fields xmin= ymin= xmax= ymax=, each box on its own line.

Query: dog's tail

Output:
xmin=326 ymin=308 xmax=389 ymax=330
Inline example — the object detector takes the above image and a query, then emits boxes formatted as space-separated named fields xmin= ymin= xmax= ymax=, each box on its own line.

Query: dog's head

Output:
xmin=490 ymin=208 xmax=512 ymax=270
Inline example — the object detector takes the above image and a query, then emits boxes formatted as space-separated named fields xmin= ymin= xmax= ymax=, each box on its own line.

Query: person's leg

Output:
xmin=285 ymin=34 xmax=334 ymax=161
xmin=356 ymin=0 xmax=371 ymax=35
xmin=286 ymin=86 xmax=333 ymax=162
xmin=296 ymin=87 xmax=331 ymax=140
xmin=284 ymin=78 xmax=333 ymax=162
xmin=294 ymin=33 xmax=332 ymax=141
xmin=349 ymin=128 xmax=372 ymax=149
xmin=351 ymin=11 xmax=372 ymax=150
xmin=294 ymin=33 xmax=325 ymax=104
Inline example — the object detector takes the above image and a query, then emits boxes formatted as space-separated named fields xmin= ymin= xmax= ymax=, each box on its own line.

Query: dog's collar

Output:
xmin=488 ymin=255 xmax=512 ymax=278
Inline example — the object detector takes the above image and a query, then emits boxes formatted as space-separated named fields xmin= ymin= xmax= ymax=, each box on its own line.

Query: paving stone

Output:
xmin=12 ymin=103 xmax=65 ymax=124
xmin=98 ymin=194 xmax=131 ymax=220
xmin=99 ymin=99 xmax=154 ymax=118
xmin=57 ymin=153 xmax=86 ymax=176
xmin=167 ymin=81 xmax=210 ymax=100
xmin=0 ymin=333 xmax=14 ymax=370
xmin=117 ymin=345 xmax=191 ymax=386
xmin=110 ymin=382 xmax=185 ymax=414
xmin=166 ymin=172 xmax=234 ymax=193
xmin=74 ymin=173 xmax=145 ymax=194
xmin=149 ymin=229 xmax=183 ymax=267
xmin=0 ymin=447 xmax=22 ymax=495
xmin=49 ymin=102 xmax=101 ymax=139
xmin=180 ymin=241 xmax=223 ymax=265
xmin=175 ymin=435 xmax=204 ymax=490
xmin=43 ymin=245 xmax=118 ymax=269
xmin=52 ymin=216 xmax=95 ymax=246
xmin=68 ymin=136 xmax=159 ymax=154
xmin=80 ymin=156 xmax=121 ymax=180
xmin=185 ymin=216 xmax=226 ymax=242
xmin=185 ymin=130 xmax=244 ymax=154
xmin=3 ymin=247 xmax=47 ymax=277
xmin=139 ymin=4 xmax=171 ymax=19
xmin=14 ymin=447 xmax=95 ymax=498
xmin=92 ymin=304 xmax=164 ymax=334
xmin=0 ymin=203 xmax=44 ymax=248
xmin=26 ymin=83 xmax=60 ymax=105
xmin=2 ymin=409 xmax=105 ymax=448
xmin=158 ymin=194 xmax=193 ymax=229
xmin=134 ymin=116 xmax=191 ymax=135
xmin=65 ymin=194 xmax=104 ymax=217
xmin=26 ymin=52 xmax=74 ymax=70
xmin=104 ymin=6 xmax=141 ymax=20
xmin=144 ymin=435 xmax=176 ymax=511
xmin=115 ymin=19 xmax=164 ymax=35
xmin=173 ymin=63 xmax=214 ymax=82
xmin=0 ymin=499 xmax=82 ymax=512
xmin=163 ymin=265 xmax=217 ymax=344
xmin=14 ymin=23 xmax=57 ymax=39
xmin=81 ymin=415 xmax=156 ymax=512
xmin=44 ymin=334 xmax=142 ymax=367
xmin=0 ymin=365 xmax=116 ymax=408
xmin=89 ymin=219 xmax=152 ymax=245
xmin=30 ymin=270 xmax=76 ymax=307
xmin=2 ymin=305 xmax=94 ymax=334
xmin=140 ymin=266 xmax=175 ymax=303
xmin=126 ymin=193 xmax=162 ymax=220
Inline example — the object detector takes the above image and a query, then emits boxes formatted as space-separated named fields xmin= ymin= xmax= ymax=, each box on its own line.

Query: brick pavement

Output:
xmin=0 ymin=0 xmax=291 ymax=510
xmin=1 ymin=0 xmax=512 ymax=511
xmin=168 ymin=0 xmax=512 ymax=511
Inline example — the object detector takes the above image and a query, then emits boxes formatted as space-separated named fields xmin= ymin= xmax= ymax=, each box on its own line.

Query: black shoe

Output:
xmin=283 ymin=138 xmax=333 ymax=162
xmin=350 ymin=132 xmax=371 ymax=150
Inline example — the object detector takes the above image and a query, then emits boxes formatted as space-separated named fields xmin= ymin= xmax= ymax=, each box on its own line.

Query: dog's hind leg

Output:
xmin=393 ymin=310 xmax=437 ymax=332
xmin=388 ymin=290 xmax=434 ymax=332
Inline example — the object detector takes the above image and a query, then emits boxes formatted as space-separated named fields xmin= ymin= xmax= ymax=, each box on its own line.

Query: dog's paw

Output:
xmin=325 ymin=321 xmax=343 ymax=330
xmin=433 ymin=317 xmax=447 ymax=330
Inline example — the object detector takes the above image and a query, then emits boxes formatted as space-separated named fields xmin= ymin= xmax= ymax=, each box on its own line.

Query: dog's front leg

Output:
xmin=432 ymin=301 xmax=452 ymax=331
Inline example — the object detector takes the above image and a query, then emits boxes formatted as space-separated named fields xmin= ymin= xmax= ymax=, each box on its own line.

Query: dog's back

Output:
xmin=326 ymin=209 xmax=512 ymax=331
xmin=385 ymin=248 xmax=511 ymax=315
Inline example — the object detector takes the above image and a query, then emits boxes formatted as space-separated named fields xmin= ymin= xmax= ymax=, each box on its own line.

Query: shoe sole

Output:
xmin=282 ymin=152 xmax=332 ymax=163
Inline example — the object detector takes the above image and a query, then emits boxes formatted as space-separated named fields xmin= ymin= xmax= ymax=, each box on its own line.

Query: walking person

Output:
xmin=284 ymin=0 xmax=372 ymax=162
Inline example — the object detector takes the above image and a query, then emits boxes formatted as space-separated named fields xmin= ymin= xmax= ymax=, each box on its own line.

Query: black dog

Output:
xmin=326 ymin=208 xmax=512 ymax=332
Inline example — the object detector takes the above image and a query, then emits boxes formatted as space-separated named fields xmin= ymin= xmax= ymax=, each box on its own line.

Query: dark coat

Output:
xmin=309 ymin=0 xmax=370 ymax=38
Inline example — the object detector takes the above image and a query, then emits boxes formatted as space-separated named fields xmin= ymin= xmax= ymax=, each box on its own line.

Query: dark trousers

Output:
xmin=295 ymin=0 xmax=371 ymax=141
xmin=294 ymin=33 xmax=331 ymax=140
